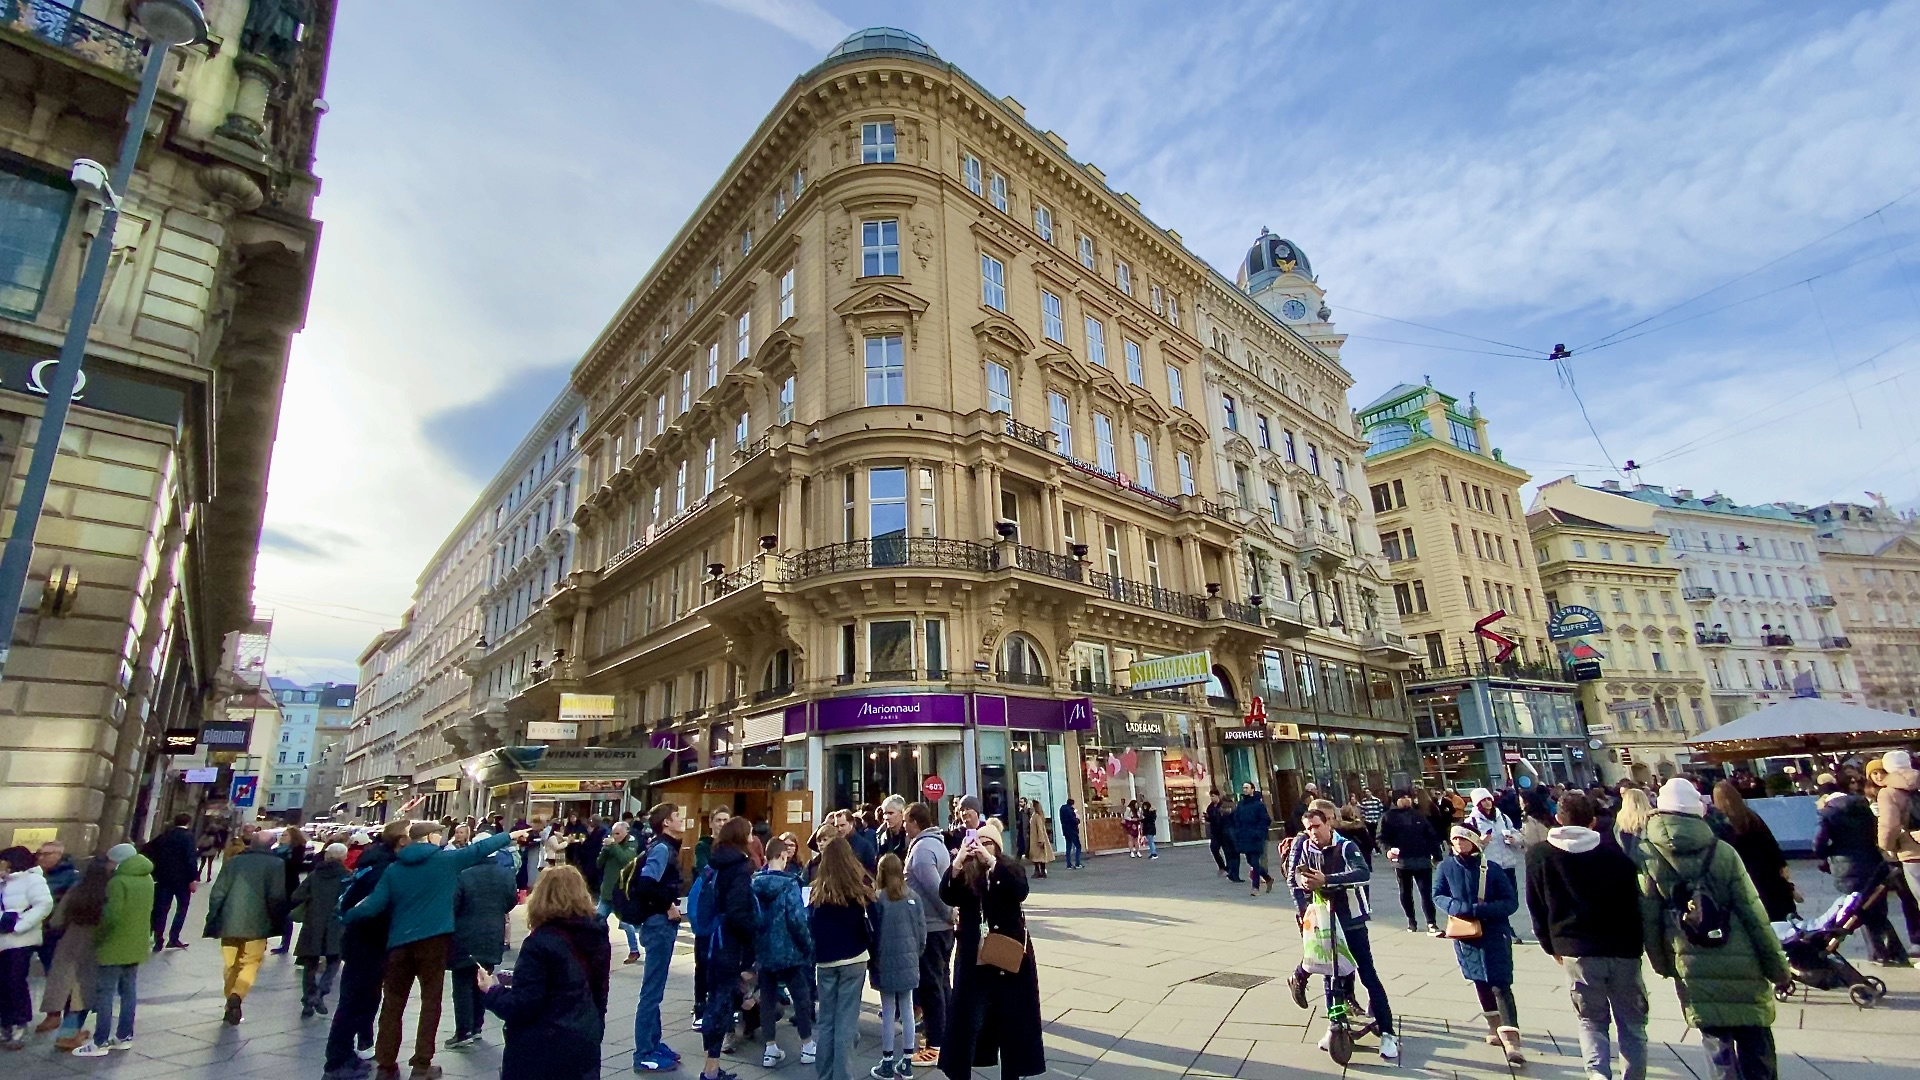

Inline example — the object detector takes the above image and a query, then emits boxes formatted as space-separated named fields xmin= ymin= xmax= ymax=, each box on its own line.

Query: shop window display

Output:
xmin=1078 ymin=706 xmax=1201 ymax=851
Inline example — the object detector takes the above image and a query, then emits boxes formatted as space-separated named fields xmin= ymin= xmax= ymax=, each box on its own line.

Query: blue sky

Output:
xmin=254 ymin=0 xmax=1920 ymax=682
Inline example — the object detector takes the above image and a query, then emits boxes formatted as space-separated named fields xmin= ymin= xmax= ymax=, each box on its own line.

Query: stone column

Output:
xmin=216 ymin=54 xmax=283 ymax=153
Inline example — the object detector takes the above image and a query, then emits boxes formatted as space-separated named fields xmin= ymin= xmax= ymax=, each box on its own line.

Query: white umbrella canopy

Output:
xmin=1687 ymin=696 xmax=1920 ymax=759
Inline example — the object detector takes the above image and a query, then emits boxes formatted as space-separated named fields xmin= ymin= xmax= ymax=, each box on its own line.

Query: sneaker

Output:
xmin=625 ymin=952 xmax=642 ymax=965
xmin=303 ymin=1003 xmax=316 ymax=1019
xmin=1316 ymin=1029 xmax=1334 ymax=1052
xmin=633 ymin=1053 xmax=677 ymax=1073
xmin=315 ymin=999 xmax=331 ymax=1016
xmin=109 ymin=1037 xmax=134 ymax=1051
xmin=71 ymin=1041 xmax=110 ymax=1058
xmin=800 ymin=1040 xmax=818 ymax=1065
xmin=653 ymin=1042 xmax=681 ymax=1063
xmin=444 ymin=1033 xmax=475 ymax=1050
xmin=167 ymin=940 xmax=189 ymax=950
xmin=909 ymin=1047 xmax=938 ymax=1067
xmin=1149 ymin=853 xmax=1159 ymax=859
xmin=1379 ymin=1033 xmax=1399 ymax=1060
xmin=699 ymin=1071 xmax=740 ymax=1080
xmin=690 ymin=1016 xmax=705 ymax=1033
xmin=869 ymin=1057 xmax=897 ymax=1078
xmin=762 ymin=1046 xmax=786 ymax=1069
xmin=1287 ymin=970 xmax=1309 ymax=1010
xmin=897 ymin=1061 xmax=915 ymax=1080
xmin=1427 ymin=924 xmax=1444 ymax=937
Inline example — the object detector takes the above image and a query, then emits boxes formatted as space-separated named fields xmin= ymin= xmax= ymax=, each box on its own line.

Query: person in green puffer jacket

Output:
xmin=1639 ymin=779 xmax=1791 ymax=1080
xmin=74 ymin=844 xmax=153 ymax=1054
xmin=596 ymin=821 xmax=641 ymax=964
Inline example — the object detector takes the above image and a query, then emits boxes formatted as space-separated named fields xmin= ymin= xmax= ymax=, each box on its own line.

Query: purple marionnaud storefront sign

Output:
xmin=783 ymin=704 xmax=808 ymax=736
xmin=974 ymin=695 xmax=1094 ymax=732
xmin=815 ymin=693 xmax=967 ymax=732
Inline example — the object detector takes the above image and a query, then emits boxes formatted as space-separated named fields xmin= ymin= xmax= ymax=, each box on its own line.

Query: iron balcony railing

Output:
xmin=1219 ymin=599 xmax=1263 ymax=627
xmin=1 ymin=0 xmax=144 ymax=77
xmin=996 ymin=670 xmax=1050 ymax=687
xmin=1410 ymin=660 xmax=1575 ymax=685
xmin=1003 ymin=417 xmax=1051 ymax=450
xmin=1682 ymin=586 xmax=1717 ymax=602
xmin=713 ymin=559 xmax=762 ymax=596
xmin=751 ymin=684 xmax=794 ymax=703
xmin=1805 ymin=594 xmax=1837 ymax=608
xmin=866 ymin=669 xmax=918 ymax=683
xmin=1069 ymin=677 xmax=1198 ymax=704
xmin=1695 ymin=630 xmax=1733 ymax=645
xmin=992 ymin=544 xmax=1085 ymax=582
xmin=1087 ymin=570 xmax=1208 ymax=620
xmin=1762 ymin=633 xmax=1794 ymax=647
xmin=787 ymin=538 xmax=993 ymax=580
xmin=1818 ymin=635 xmax=1851 ymax=649
xmin=733 ymin=434 xmax=771 ymax=464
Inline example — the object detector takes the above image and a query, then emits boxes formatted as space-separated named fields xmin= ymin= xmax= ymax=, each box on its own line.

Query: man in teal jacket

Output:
xmin=341 ymin=821 xmax=526 ymax=1080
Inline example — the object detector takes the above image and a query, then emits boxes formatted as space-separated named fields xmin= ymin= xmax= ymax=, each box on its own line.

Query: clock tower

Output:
xmin=1237 ymin=227 xmax=1344 ymax=362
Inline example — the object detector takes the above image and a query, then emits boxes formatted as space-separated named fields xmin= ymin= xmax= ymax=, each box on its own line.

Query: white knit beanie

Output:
xmin=1657 ymin=777 xmax=1707 ymax=816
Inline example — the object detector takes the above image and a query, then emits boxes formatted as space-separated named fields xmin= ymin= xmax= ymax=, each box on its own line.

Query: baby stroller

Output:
xmin=1773 ymin=860 xmax=1894 ymax=1008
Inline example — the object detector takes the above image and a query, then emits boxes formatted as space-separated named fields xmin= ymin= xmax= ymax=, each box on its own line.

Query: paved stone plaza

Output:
xmin=14 ymin=844 xmax=1916 ymax=1079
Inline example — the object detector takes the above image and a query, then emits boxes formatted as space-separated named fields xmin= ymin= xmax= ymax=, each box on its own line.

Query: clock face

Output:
xmin=1282 ymin=298 xmax=1308 ymax=321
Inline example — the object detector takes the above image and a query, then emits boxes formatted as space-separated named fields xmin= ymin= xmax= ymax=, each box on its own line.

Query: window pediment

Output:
xmin=972 ymin=312 xmax=1034 ymax=362
xmin=757 ymin=327 xmax=804 ymax=378
xmin=1222 ymin=433 xmax=1256 ymax=463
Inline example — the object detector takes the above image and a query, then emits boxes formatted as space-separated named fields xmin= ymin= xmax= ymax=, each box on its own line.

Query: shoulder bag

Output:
xmin=1443 ymin=858 xmax=1488 ymax=940
xmin=980 ymin=927 xmax=1027 ymax=973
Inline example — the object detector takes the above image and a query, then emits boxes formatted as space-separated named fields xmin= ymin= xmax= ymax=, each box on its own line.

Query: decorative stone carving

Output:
xmin=910 ymin=218 xmax=934 ymax=267
xmin=197 ymin=163 xmax=265 ymax=213
xmin=828 ymin=222 xmax=850 ymax=275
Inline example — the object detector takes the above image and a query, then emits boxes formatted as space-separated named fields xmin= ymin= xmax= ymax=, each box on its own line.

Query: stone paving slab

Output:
xmin=11 ymin=843 xmax=1917 ymax=1078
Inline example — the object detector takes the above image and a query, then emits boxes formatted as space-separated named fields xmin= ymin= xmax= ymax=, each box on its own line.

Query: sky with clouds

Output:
xmin=254 ymin=0 xmax=1920 ymax=683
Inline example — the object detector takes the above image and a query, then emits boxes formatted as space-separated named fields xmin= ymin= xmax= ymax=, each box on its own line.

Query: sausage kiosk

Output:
xmin=648 ymin=766 xmax=811 ymax=879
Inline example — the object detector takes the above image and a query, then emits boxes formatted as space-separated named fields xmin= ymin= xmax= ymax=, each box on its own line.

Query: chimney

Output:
xmin=1600 ymin=480 xmax=1623 ymax=492
xmin=1674 ymin=488 xmax=1693 ymax=499
xmin=999 ymin=96 xmax=1025 ymax=119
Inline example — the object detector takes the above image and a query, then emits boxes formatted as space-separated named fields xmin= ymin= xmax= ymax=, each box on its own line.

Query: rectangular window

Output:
xmin=1371 ymin=483 xmax=1392 ymax=514
xmin=1268 ymin=482 xmax=1284 ymax=527
xmin=1048 ymin=391 xmax=1073 ymax=455
xmin=1145 ymin=537 xmax=1162 ymax=589
xmin=1403 ymin=529 xmax=1418 ymax=558
xmin=989 ymin=173 xmax=1008 ymax=212
xmin=675 ymin=461 xmax=688 ymax=513
xmin=740 ymin=227 xmax=752 ymax=255
xmin=987 ymin=361 xmax=1012 ymax=413
xmin=655 ymin=394 xmax=667 ymax=435
xmin=861 ymin=219 xmax=900 ymax=276
xmin=1283 ymin=430 xmax=1297 ymax=462
xmin=679 ymin=370 xmax=692 ymax=412
xmin=963 ymin=153 xmax=982 ymax=195
xmin=793 ymin=167 xmax=806 ymax=197
xmin=861 ymin=121 xmax=896 ymax=163
xmin=869 ymin=619 xmax=913 ymax=676
xmin=1150 ymin=284 xmax=1163 ymax=315
xmin=981 ymin=253 xmax=1007 ymax=311
xmin=1133 ymin=432 xmax=1156 ymax=491
xmin=706 ymin=343 xmax=720 ymax=388
xmin=1033 ymin=203 xmax=1053 ymax=242
xmin=703 ymin=439 xmax=716 ymax=494
xmin=1307 ymin=444 xmax=1321 ymax=475
xmin=918 ymin=467 xmax=936 ymax=537
xmin=0 ymin=167 xmax=72 ymax=317
xmin=1166 ymin=294 xmax=1179 ymax=327
xmin=1124 ymin=340 xmax=1144 ymax=385
xmin=1166 ymin=364 xmax=1185 ymax=408
xmin=779 ymin=268 xmax=795 ymax=321
xmin=778 ymin=376 xmax=795 ymax=423
xmin=1104 ymin=523 xmax=1123 ymax=579
xmin=871 ymin=467 xmax=908 ymax=541
xmin=736 ymin=311 xmax=751 ymax=362
xmin=734 ymin=412 xmax=749 ymax=449
xmin=1234 ymin=466 xmax=1252 ymax=509
xmin=1257 ymin=415 xmax=1273 ymax=450
xmin=1177 ymin=451 xmax=1195 ymax=495
xmin=1094 ymin=413 xmax=1116 ymax=472
xmin=1116 ymin=261 xmax=1133 ymax=295
xmin=1041 ymin=290 xmax=1064 ymax=341
xmin=773 ymin=189 xmax=786 ymax=220
xmin=1084 ymin=316 xmax=1108 ymax=366
xmin=864 ymin=335 xmax=905 ymax=406
xmin=925 ymin=617 xmax=946 ymax=676
xmin=1077 ymin=234 xmax=1095 ymax=270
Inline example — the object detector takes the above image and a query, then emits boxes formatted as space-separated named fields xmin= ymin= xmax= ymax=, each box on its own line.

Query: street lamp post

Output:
xmin=0 ymin=0 xmax=207 ymax=678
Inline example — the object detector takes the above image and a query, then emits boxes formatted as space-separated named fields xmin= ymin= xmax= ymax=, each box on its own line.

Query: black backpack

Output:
xmin=1652 ymin=840 xmax=1733 ymax=949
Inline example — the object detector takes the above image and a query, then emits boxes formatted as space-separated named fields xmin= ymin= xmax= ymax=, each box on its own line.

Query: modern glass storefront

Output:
xmin=1411 ymin=678 xmax=1595 ymax=793
xmin=1077 ymin=705 xmax=1209 ymax=850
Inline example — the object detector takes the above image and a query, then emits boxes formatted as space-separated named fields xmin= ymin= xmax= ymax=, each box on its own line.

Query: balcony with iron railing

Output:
xmin=996 ymin=670 xmax=1050 ymax=687
xmin=991 ymin=543 xmax=1085 ymax=582
xmin=1682 ymin=586 xmax=1717 ymax=602
xmin=751 ymin=683 xmax=795 ymax=703
xmin=733 ymin=434 xmax=772 ymax=465
xmin=1002 ymin=417 xmax=1051 ymax=451
xmin=1762 ymin=633 xmax=1794 ymax=648
xmin=1219 ymin=599 xmax=1263 ymax=627
xmin=1 ymin=0 xmax=145 ymax=77
xmin=1818 ymin=635 xmax=1852 ymax=650
xmin=1294 ymin=526 xmax=1352 ymax=566
xmin=1068 ymin=677 xmax=1199 ymax=704
xmin=1410 ymin=660 xmax=1575 ymax=685
xmin=1806 ymin=594 xmax=1837 ymax=609
xmin=1087 ymin=570 xmax=1208 ymax=620
xmin=787 ymin=537 xmax=992 ymax=581
xmin=1695 ymin=629 xmax=1733 ymax=646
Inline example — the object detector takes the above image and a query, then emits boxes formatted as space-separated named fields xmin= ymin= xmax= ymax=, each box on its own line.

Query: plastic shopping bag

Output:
xmin=1299 ymin=893 xmax=1355 ymax=977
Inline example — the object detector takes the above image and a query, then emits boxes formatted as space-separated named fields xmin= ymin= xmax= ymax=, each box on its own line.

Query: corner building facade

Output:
xmin=509 ymin=29 xmax=1413 ymax=847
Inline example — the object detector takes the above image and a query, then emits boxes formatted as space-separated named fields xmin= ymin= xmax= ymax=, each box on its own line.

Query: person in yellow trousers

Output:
xmin=202 ymin=832 xmax=288 ymax=1025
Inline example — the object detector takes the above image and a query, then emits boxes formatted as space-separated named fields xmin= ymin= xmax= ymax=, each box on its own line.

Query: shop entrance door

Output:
xmin=827 ymin=743 xmax=932 ymax=813
xmin=1225 ymin=746 xmax=1259 ymax=792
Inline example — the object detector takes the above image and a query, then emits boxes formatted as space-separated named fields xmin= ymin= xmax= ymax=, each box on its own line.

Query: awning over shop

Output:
xmin=1686 ymin=697 xmax=1920 ymax=760
xmin=473 ymin=745 xmax=671 ymax=797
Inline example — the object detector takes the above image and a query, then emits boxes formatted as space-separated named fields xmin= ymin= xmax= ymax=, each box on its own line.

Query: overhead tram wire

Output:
xmin=1337 ymin=305 xmax=1551 ymax=356
xmin=1572 ymin=182 xmax=1920 ymax=354
xmin=1342 ymin=334 xmax=1542 ymax=360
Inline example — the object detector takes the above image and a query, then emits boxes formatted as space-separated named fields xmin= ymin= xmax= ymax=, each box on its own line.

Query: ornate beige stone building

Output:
xmin=1802 ymin=501 xmax=1920 ymax=716
xmin=0 ymin=0 xmax=332 ymax=848
xmin=483 ymin=29 xmax=1414 ymax=845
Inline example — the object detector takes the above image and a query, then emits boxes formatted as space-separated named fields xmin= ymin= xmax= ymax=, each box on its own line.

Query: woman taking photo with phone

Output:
xmin=476 ymin=864 xmax=610 ymax=1080
xmin=939 ymin=820 xmax=1045 ymax=1080
xmin=1432 ymin=826 xmax=1523 ymax=1066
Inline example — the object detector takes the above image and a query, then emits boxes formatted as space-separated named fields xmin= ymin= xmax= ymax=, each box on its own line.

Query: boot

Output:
xmin=1481 ymin=1011 xmax=1502 ymax=1046
xmin=1498 ymin=1026 xmax=1525 ymax=1064
xmin=224 ymin=994 xmax=243 ymax=1025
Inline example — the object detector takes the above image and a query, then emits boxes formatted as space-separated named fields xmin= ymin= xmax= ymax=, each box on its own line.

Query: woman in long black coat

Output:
xmin=478 ymin=865 xmax=610 ymax=1080
xmin=1712 ymin=781 xmax=1797 ymax=922
xmin=291 ymin=845 xmax=350 ymax=1016
xmin=939 ymin=820 xmax=1045 ymax=1080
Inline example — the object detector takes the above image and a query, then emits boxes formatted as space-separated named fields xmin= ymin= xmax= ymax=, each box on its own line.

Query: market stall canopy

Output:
xmin=1686 ymin=697 xmax=1920 ymax=760
xmin=473 ymin=745 xmax=670 ymax=797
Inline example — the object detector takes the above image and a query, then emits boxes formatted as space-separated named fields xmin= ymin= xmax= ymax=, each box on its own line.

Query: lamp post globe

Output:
xmin=131 ymin=0 xmax=208 ymax=47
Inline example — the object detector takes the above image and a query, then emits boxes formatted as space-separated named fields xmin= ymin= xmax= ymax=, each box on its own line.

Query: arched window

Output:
xmin=999 ymin=633 xmax=1046 ymax=684
xmin=1207 ymin=665 xmax=1237 ymax=704
xmin=762 ymin=649 xmax=792 ymax=693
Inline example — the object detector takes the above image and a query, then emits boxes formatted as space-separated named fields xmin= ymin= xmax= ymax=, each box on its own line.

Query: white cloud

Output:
xmin=702 ymin=0 xmax=849 ymax=50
